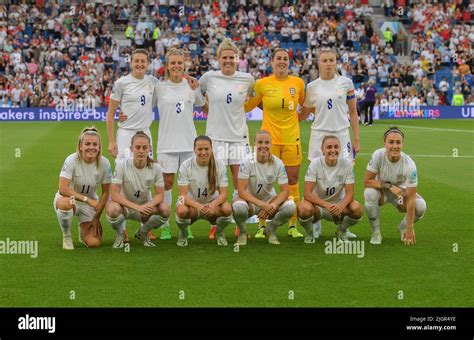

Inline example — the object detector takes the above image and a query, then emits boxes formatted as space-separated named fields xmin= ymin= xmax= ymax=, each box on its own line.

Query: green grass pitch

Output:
xmin=0 ymin=119 xmax=473 ymax=307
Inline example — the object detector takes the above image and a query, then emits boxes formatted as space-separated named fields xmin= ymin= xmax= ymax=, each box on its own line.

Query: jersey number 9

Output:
xmin=140 ymin=95 xmax=146 ymax=106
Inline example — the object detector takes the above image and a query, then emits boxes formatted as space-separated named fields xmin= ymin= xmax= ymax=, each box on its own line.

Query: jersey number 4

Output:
xmin=197 ymin=188 xmax=208 ymax=198
xmin=134 ymin=190 xmax=140 ymax=199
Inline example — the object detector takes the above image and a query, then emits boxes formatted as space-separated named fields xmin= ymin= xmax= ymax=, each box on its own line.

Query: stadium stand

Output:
xmin=0 ymin=1 xmax=472 ymax=108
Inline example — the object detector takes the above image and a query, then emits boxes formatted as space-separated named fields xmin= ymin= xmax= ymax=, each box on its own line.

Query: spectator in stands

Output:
xmin=363 ymin=79 xmax=378 ymax=126
xmin=452 ymin=88 xmax=465 ymax=106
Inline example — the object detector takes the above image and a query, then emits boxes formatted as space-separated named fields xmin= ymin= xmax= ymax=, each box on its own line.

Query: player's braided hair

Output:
xmin=77 ymin=126 xmax=102 ymax=169
xmin=254 ymin=130 xmax=274 ymax=164
xmin=131 ymin=131 xmax=156 ymax=168
xmin=165 ymin=48 xmax=186 ymax=80
xmin=383 ymin=126 xmax=404 ymax=141
xmin=194 ymin=135 xmax=217 ymax=195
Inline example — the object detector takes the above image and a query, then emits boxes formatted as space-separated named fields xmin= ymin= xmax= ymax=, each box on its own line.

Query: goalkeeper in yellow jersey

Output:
xmin=245 ymin=48 xmax=305 ymax=238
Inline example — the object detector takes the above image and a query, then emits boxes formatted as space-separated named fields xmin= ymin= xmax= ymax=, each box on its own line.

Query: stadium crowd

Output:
xmin=0 ymin=0 xmax=472 ymax=109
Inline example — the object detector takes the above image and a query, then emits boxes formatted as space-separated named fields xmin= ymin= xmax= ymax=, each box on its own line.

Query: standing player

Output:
xmin=301 ymin=46 xmax=361 ymax=239
xmin=107 ymin=49 xmax=156 ymax=161
xmin=54 ymin=127 xmax=111 ymax=250
xmin=106 ymin=131 xmax=170 ymax=248
xmin=199 ymin=38 xmax=255 ymax=240
xmin=154 ymin=48 xmax=206 ymax=241
xmin=364 ymin=127 xmax=427 ymax=246
xmin=175 ymin=136 xmax=233 ymax=247
xmin=109 ymin=49 xmax=196 ymax=241
xmin=298 ymin=136 xmax=363 ymax=244
xmin=232 ymin=131 xmax=296 ymax=245
xmin=245 ymin=48 xmax=305 ymax=239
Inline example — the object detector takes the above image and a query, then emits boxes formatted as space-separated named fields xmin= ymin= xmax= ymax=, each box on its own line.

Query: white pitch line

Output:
xmin=375 ymin=123 xmax=474 ymax=133
xmin=301 ymin=151 xmax=474 ymax=158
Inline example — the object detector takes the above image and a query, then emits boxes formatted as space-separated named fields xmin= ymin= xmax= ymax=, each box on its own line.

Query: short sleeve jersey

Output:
xmin=112 ymin=158 xmax=165 ymax=204
xmin=155 ymin=79 xmax=205 ymax=153
xmin=178 ymin=156 xmax=228 ymax=203
xmin=59 ymin=154 xmax=112 ymax=200
xmin=110 ymin=74 xmax=158 ymax=130
xmin=305 ymin=156 xmax=355 ymax=203
xmin=199 ymin=70 xmax=254 ymax=142
xmin=238 ymin=153 xmax=288 ymax=202
xmin=304 ymin=75 xmax=355 ymax=132
xmin=366 ymin=148 xmax=418 ymax=189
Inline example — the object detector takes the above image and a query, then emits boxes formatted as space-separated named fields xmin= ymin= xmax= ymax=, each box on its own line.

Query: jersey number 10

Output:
xmin=325 ymin=187 xmax=335 ymax=196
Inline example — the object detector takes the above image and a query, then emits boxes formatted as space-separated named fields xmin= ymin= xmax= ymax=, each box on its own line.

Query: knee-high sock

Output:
xmin=298 ymin=216 xmax=314 ymax=235
xmin=364 ymin=188 xmax=381 ymax=233
xmin=57 ymin=209 xmax=73 ymax=237
xmin=398 ymin=197 xmax=427 ymax=229
xmin=140 ymin=214 xmax=169 ymax=233
xmin=288 ymin=184 xmax=299 ymax=227
xmin=106 ymin=214 xmax=126 ymax=233
xmin=339 ymin=216 xmax=362 ymax=232
xmin=216 ymin=215 xmax=233 ymax=231
xmin=268 ymin=200 xmax=296 ymax=232
xmin=175 ymin=214 xmax=190 ymax=237
xmin=232 ymin=201 xmax=249 ymax=233
xmin=162 ymin=189 xmax=172 ymax=228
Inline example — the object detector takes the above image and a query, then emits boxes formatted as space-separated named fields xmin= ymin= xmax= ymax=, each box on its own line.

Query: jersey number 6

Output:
xmin=226 ymin=93 xmax=232 ymax=104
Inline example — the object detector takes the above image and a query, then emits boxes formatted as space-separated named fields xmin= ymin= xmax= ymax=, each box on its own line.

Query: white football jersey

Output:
xmin=304 ymin=75 xmax=355 ymax=132
xmin=155 ymin=79 xmax=205 ymax=153
xmin=59 ymin=153 xmax=112 ymax=200
xmin=238 ymin=153 xmax=288 ymax=202
xmin=367 ymin=148 xmax=418 ymax=189
xmin=112 ymin=158 xmax=165 ymax=204
xmin=110 ymin=74 xmax=158 ymax=130
xmin=178 ymin=156 xmax=228 ymax=203
xmin=199 ymin=70 xmax=254 ymax=142
xmin=305 ymin=156 xmax=355 ymax=203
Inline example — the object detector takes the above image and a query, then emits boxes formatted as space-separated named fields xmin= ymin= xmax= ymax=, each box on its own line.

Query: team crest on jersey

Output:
xmin=289 ymin=87 xmax=296 ymax=96
xmin=146 ymin=179 xmax=154 ymax=186
xmin=337 ymin=175 xmax=344 ymax=183
xmin=336 ymin=89 xmax=345 ymax=99
xmin=267 ymin=175 xmax=274 ymax=182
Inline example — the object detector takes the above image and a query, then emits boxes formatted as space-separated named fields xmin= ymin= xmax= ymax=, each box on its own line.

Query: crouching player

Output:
xmin=175 ymin=136 xmax=233 ymax=247
xmin=106 ymin=131 xmax=170 ymax=248
xmin=232 ymin=131 xmax=296 ymax=245
xmin=54 ymin=127 xmax=111 ymax=250
xmin=364 ymin=127 xmax=426 ymax=246
xmin=298 ymin=136 xmax=363 ymax=243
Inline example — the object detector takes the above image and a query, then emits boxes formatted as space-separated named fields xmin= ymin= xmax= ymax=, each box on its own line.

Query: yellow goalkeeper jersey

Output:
xmin=245 ymin=75 xmax=305 ymax=145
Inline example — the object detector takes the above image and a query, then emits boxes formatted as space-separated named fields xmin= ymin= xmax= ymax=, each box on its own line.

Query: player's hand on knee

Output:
xmin=90 ymin=218 xmax=103 ymax=238
xmin=118 ymin=111 xmax=128 ymax=122
xmin=87 ymin=198 xmax=98 ymax=209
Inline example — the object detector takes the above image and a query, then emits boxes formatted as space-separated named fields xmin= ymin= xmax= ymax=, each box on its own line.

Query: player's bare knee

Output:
xmin=221 ymin=202 xmax=233 ymax=217
xmin=56 ymin=197 xmax=73 ymax=210
xmin=159 ymin=203 xmax=171 ymax=219
xmin=349 ymin=201 xmax=364 ymax=219
xmin=298 ymin=200 xmax=314 ymax=219
xmin=175 ymin=205 xmax=188 ymax=218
